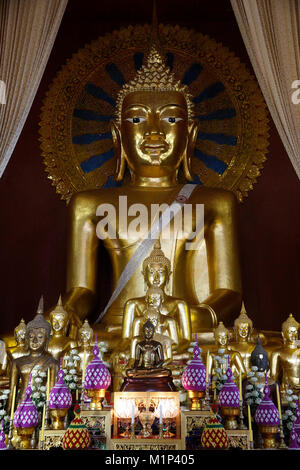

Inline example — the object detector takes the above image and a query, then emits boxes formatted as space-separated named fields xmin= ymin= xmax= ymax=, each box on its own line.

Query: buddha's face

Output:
xmin=216 ymin=331 xmax=228 ymax=347
xmin=50 ymin=312 xmax=67 ymax=333
xmin=79 ymin=328 xmax=92 ymax=345
xmin=284 ymin=326 xmax=298 ymax=343
xmin=146 ymin=292 xmax=163 ymax=310
xmin=144 ymin=325 xmax=154 ymax=340
xmin=28 ymin=328 xmax=47 ymax=353
xmin=237 ymin=322 xmax=250 ymax=340
xmin=120 ymin=90 xmax=191 ymax=176
xmin=145 ymin=263 xmax=168 ymax=288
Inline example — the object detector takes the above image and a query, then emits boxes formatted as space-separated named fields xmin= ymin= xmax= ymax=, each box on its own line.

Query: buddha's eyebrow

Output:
xmin=158 ymin=104 xmax=186 ymax=112
xmin=123 ymin=104 xmax=150 ymax=112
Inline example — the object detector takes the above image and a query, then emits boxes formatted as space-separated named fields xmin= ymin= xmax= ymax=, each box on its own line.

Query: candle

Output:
xmin=206 ymin=350 xmax=210 ymax=383
xmin=248 ymin=404 xmax=253 ymax=442
xmin=159 ymin=402 xmax=162 ymax=424
xmin=239 ymin=370 xmax=242 ymax=401
xmin=46 ymin=368 xmax=50 ymax=402
xmin=276 ymin=384 xmax=282 ymax=420
xmin=76 ymin=389 xmax=79 ymax=402
xmin=10 ymin=386 xmax=16 ymax=421
xmin=82 ymin=352 xmax=86 ymax=385
xmin=41 ymin=403 xmax=46 ymax=443
xmin=131 ymin=402 xmax=135 ymax=424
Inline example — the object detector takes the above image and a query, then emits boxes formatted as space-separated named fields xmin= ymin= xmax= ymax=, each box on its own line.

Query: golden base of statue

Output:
xmin=120 ymin=373 xmax=177 ymax=392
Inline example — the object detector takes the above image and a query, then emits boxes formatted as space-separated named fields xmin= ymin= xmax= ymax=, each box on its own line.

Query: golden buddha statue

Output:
xmin=206 ymin=321 xmax=246 ymax=379
xmin=8 ymin=319 xmax=28 ymax=360
xmin=122 ymin=239 xmax=191 ymax=356
xmin=63 ymin=30 xmax=242 ymax=349
xmin=130 ymin=286 xmax=179 ymax=364
xmin=69 ymin=319 xmax=95 ymax=374
xmin=7 ymin=298 xmax=59 ymax=411
xmin=270 ymin=314 xmax=300 ymax=393
xmin=0 ymin=339 xmax=12 ymax=387
xmin=229 ymin=303 xmax=256 ymax=372
xmin=48 ymin=295 xmax=75 ymax=361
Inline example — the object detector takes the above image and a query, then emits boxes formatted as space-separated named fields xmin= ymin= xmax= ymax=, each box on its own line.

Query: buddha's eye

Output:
xmin=126 ymin=117 xmax=146 ymax=123
xmin=162 ymin=117 xmax=183 ymax=123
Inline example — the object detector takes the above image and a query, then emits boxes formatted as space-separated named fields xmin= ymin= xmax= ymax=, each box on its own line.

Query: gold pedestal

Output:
xmin=259 ymin=425 xmax=278 ymax=449
xmin=187 ymin=390 xmax=205 ymax=411
xmin=111 ymin=438 xmax=182 ymax=450
xmin=221 ymin=407 xmax=239 ymax=430
xmin=85 ymin=388 xmax=106 ymax=410
xmin=50 ymin=408 xmax=68 ymax=430
xmin=227 ymin=430 xmax=251 ymax=450
xmin=17 ymin=427 xmax=35 ymax=449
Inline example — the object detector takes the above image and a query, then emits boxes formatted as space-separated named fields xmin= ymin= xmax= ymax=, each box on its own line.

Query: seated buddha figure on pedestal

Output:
xmin=63 ymin=31 xmax=242 ymax=348
xmin=7 ymin=298 xmax=59 ymax=411
xmin=48 ymin=295 xmax=75 ymax=361
xmin=69 ymin=319 xmax=95 ymax=375
xmin=270 ymin=314 xmax=300 ymax=394
xmin=130 ymin=286 xmax=179 ymax=364
xmin=121 ymin=320 xmax=176 ymax=392
xmin=206 ymin=321 xmax=246 ymax=380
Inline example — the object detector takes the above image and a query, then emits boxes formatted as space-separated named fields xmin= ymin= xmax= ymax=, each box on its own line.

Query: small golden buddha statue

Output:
xmin=63 ymin=27 xmax=242 ymax=347
xmin=8 ymin=319 xmax=28 ymax=360
xmin=229 ymin=303 xmax=256 ymax=372
xmin=122 ymin=239 xmax=191 ymax=356
xmin=206 ymin=321 xmax=246 ymax=379
xmin=0 ymin=339 xmax=12 ymax=387
xmin=70 ymin=319 xmax=95 ymax=374
xmin=48 ymin=295 xmax=74 ymax=361
xmin=270 ymin=314 xmax=300 ymax=393
xmin=130 ymin=286 xmax=179 ymax=364
xmin=8 ymin=297 xmax=59 ymax=411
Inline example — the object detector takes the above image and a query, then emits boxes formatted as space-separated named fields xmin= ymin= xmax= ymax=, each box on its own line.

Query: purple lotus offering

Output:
xmin=289 ymin=422 xmax=300 ymax=450
xmin=182 ymin=342 xmax=207 ymax=392
xmin=255 ymin=384 xmax=279 ymax=427
xmin=13 ymin=383 xmax=39 ymax=429
xmin=49 ymin=360 xmax=72 ymax=410
xmin=218 ymin=367 xmax=239 ymax=408
xmin=0 ymin=421 xmax=7 ymax=450
xmin=83 ymin=335 xmax=111 ymax=410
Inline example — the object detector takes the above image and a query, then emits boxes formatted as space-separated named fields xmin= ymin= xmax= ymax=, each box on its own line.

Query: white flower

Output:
xmin=290 ymin=402 xmax=297 ymax=408
xmin=252 ymin=366 xmax=258 ymax=372
xmin=0 ymin=410 xmax=6 ymax=416
xmin=249 ymin=376 xmax=258 ymax=383
xmin=34 ymin=365 xmax=42 ymax=370
xmin=218 ymin=349 xmax=225 ymax=354
xmin=39 ymin=372 xmax=47 ymax=378
xmin=34 ymin=377 xmax=42 ymax=383
xmin=247 ymin=398 xmax=253 ymax=405
xmin=69 ymin=369 xmax=77 ymax=375
xmin=64 ymin=355 xmax=70 ymax=361
xmin=292 ymin=395 xmax=298 ymax=401
xmin=2 ymin=390 xmax=10 ymax=395
xmin=71 ymin=350 xmax=78 ymax=355
xmin=31 ymin=370 xmax=38 ymax=377
xmin=221 ymin=374 xmax=227 ymax=381
xmin=69 ymin=383 xmax=76 ymax=390
xmin=215 ymin=368 xmax=221 ymax=374
xmin=247 ymin=372 xmax=254 ymax=377
xmin=219 ymin=358 xmax=226 ymax=364
xmin=179 ymin=392 xmax=187 ymax=403
xmin=246 ymin=384 xmax=253 ymax=391
xmin=287 ymin=422 xmax=293 ymax=430
xmin=31 ymin=392 xmax=40 ymax=399
xmin=255 ymin=398 xmax=262 ymax=405
xmin=291 ymin=415 xmax=297 ymax=421
xmin=256 ymin=372 xmax=265 ymax=378
xmin=282 ymin=414 xmax=288 ymax=420
xmin=38 ymin=401 xmax=45 ymax=408
xmin=212 ymin=376 xmax=218 ymax=382
xmin=252 ymin=391 xmax=259 ymax=397
xmin=63 ymin=369 xmax=68 ymax=374
xmin=73 ymin=376 xmax=78 ymax=382
xmin=40 ymin=386 xmax=46 ymax=392
xmin=286 ymin=396 xmax=293 ymax=402
xmin=286 ymin=410 xmax=293 ymax=416
xmin=287 ymin=390 xmax=293 ymax=395
xmin=245 ymin=393 xmax=252 ymax=399
xmin=187 ymin=348 xmax=194 ymax=353
xmin=0 ymin=395 xmax=7 ymax=400
xmin=68 ymin=361 xmax=74 ymax=367
xmin=64 ymin=374 xmax=72 ymax=381
xmin=214 ymin=356 xmax=221 ymax=362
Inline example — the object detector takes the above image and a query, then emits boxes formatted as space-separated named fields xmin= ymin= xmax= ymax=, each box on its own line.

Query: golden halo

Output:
xmin=39 ymin=24 xmax=269 ymax=203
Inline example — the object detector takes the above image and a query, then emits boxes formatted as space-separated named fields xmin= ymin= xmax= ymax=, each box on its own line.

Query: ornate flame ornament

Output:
xmin=254 ymin=383 xmax=279 ymax=448
xmin=181 ymin=342 xmax=207 ymax=392
xmin=62 ymin=404 xmax=90 ymax=450
xmin=49 ymin=361 xmax=72 ymax=410
xmin=201 ymin=414 xmax=229 ymax=449
xmin=217 ymin=367 xmax=240 ymax=430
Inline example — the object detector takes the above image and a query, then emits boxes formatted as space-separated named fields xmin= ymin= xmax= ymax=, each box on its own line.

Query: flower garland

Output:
xmin=245 ymin=366 xmax=264 ymax=414
xmin=31 ymin=365 xmax=47 ymax=412
xmin=212 ymin=348 xmax=229 ymax=395
xmin=282 ymin=388 xmax=298 ymax=439
xmin=0 ymin=389 xmax=10 ymax=433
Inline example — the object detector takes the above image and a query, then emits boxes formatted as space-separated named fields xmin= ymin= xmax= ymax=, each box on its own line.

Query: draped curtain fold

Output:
xmin=231 ymin=0 xmax=300 ymax=180
xmin=0 ymin=0 xmax=68 ymax=178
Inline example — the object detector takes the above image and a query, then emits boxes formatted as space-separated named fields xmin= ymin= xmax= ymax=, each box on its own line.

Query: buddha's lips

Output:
xmin=140 ymin=141 xmax=169 ymax=155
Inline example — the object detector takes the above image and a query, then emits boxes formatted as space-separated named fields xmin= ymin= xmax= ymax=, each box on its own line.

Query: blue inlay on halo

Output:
xmin=73 ymin=132 xmax=112 ymax=145
xmin=134 ymin=52 xmax=144 ymax=71
xmin=191 ymin=174 xmax=203 ymax=185
xmin=73 ymin=109 xmax=113 ymax=122
xmin=103 ymin=176 xmax=123 ymax=188
xmin=105 ymin=63 xmax=126 ymax=87
xmin=85 ymin=83 xmax=115 ymax=107
xmin=195 ymin=108 xmax=236 ymax=121
xmin=182 ymin=63 xmax=203 ymax=86
xmin=197 ymin=131 xmax=237 ymax=146
xmin=80 ymin=148 xmax=114 ymax=173
xmin=193 ymin=82 xmax=225 ymax=104
xmin=165 ymin=52 xmax=174 ymax=71
xmin=194 ymin=149 xmax=227 ymax=175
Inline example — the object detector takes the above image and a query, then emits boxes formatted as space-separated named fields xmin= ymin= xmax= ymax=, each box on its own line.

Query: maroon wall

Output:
xmin=0 ymin=0 xmax=299 ymax=335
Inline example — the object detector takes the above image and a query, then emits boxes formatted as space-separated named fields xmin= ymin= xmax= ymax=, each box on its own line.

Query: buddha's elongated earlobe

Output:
xmin=110 ymin=119 xmax=126 ymax=181
xmin=183 ymin=119 xmax=200 ymax=181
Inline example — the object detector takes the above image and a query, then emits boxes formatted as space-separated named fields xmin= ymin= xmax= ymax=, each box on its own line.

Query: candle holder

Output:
xmin=39 ymin=439 xmax=44 ymax=450
xmin=130 ymin=421 xmax=135 ymax=439
xmin=163 ymin=418 xmax=174 ymax=438
xmin=45 ymin=400 xmax=50 ymax=430
xmin=7 ymin=418 xmax=14 ymax=450
xmin=120 ymin=417 xmax=131 ymax=438
xmin=259 ymin=425 xmax=278 ymax=449
xmin=202 ymin=381 xmax=211 ymax=411
xmin=187 ymin=390 xmax=205 ymax=411
xmin=221 ymin=407 xmax=240 ymax=430
xmin=278 ymin=418 xmax=287 ymax=449
xmin=139 ymin=411 xmax=155 ymax=438
xmin=238 ymin=400 xmax=247 ymax=430
xmin=80 ymin=387 xmax=85 ymax=411
xmin=158 ymin=422 xmax=163 ymax=439
xmin=85 ymin=388 xmax=106 ymax=410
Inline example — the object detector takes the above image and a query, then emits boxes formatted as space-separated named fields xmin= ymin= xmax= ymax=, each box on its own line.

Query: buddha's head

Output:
xmin=282 ymin=314 xmax=299 ymax=344
xmin=26 ymin=297 xmax=51 ymax=353
xmin=143 ymin=319 xmax=155 ymax=341
xmin=78 ymin=320 xmax=93 ymax=346
xmin=49 ymin=296 xmax=69 ymax=335
xmin=111 ymin=46 xmax=199 ymax=182
xmin=142 ymin=239 xmax=171 ymax=289
xmin=233 ymin=304 xmax=253 ymax=341
xmin=214 ymin=322 xmax=229 ymax=347
xmin=145 ymin=286 xmax=164 ymax=311
xmin=14 ymin=319 xmax=26 ymax=345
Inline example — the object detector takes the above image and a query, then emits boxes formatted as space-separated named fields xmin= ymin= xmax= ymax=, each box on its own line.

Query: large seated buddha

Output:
xmin=62 ymin=40 xmax=242 ymax=351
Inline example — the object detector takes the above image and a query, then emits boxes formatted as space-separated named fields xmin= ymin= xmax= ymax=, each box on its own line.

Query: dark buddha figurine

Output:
xmin=121 ymin=320 xmax=176 ymax=391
